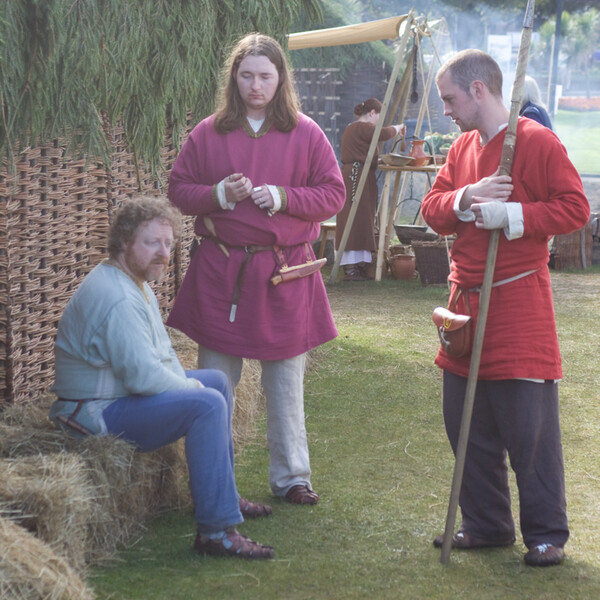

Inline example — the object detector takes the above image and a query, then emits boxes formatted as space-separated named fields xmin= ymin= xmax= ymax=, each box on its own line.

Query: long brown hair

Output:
xmin=214 ymin=33 xmax=301 ymax=133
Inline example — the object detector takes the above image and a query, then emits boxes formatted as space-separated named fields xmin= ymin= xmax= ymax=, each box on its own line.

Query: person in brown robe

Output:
xmin=335 ymin=98 xmax=405 ymax=280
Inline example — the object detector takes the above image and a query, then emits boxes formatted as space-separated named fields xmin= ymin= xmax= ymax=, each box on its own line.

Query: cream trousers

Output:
xmin=198 ymin=348 xmax=312 ymax=497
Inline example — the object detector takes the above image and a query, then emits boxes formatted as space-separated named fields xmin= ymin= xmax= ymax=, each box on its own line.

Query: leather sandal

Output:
xmin=194 ymin=529 xmax=274 ymax=559
xmin=524 ymin=543 xmax=564 ymax=567
xmin=239 ymin=497 xmax=272 ymax=518
xmin=433 ymin=530 xmax=515 ymax=549
xmin=285 ymin=484 xmax=319 ymax=505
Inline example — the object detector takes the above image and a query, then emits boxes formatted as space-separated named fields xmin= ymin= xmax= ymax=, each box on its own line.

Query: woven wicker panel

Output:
xmin=105 ymin=122 xmax=198 ymax=318
xmin=160 ymin=118 xmax=196 ymax=307
xmin=0 ymin=171 xmax=9 ymax=402
xmin=0 ymin=116 xmax=198 ymax=404
xmin=1 ymin=143 xmax=111 ymax=404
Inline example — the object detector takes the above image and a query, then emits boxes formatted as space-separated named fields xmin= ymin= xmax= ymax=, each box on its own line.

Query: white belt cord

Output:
xmin=469 ymin=268 xmax=538 ymax=293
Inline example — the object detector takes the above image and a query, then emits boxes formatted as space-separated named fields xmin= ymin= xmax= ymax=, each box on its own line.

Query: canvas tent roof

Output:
xmin=287 ymin=15 xmax=409 ymax=50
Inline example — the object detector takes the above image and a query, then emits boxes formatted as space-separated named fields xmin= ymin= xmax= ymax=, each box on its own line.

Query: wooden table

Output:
xmin=375 ymin=164 xmax=439 ymax=281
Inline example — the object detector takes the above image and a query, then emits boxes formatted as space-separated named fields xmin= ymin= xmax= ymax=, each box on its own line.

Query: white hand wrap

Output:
xmin=479 ymin=201 xmax=509 ymax=229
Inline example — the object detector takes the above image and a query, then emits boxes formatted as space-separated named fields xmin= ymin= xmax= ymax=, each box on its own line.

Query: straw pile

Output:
xmin=232 ymin=359 xmax=265 ymax=450
xmin=0 ymin=398 xmax=189 ymax=576
xmin=0 ymin=514 xmax=94 ymax=600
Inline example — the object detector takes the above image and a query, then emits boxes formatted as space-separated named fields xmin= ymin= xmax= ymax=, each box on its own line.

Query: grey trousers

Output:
xmin=442 ymin=371 xmax=569 ymax=549
xmin=199 ymin=347 xmax=312 ymax=497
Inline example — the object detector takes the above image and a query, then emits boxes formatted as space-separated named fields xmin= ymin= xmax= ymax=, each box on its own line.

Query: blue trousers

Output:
xmin=102 ymin=369 xmax=243 ymax=534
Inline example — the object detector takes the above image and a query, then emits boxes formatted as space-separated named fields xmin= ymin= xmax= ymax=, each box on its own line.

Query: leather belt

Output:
xmin=55 ymin=398 xmax=93 ymax=436
xmin=202 ymin=237 xmax=314 ymax=323
xmin=201 ymin=237 xmax=276 ymax=323
xmin=228 ymin=243 xmax=274 ymax=323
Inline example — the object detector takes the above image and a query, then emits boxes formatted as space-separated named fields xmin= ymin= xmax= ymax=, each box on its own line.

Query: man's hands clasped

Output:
xmin=461 ymin=168 xmax=514 ymax=230
xmin=224 ymin=173 xmax=274 ymax=210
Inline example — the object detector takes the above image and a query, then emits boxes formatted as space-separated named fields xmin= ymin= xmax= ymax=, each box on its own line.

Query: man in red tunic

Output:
xmin=167 ymin=34 xmax=345 ymax=507
xmin=422 ymin=49 xmax=589 ymax=567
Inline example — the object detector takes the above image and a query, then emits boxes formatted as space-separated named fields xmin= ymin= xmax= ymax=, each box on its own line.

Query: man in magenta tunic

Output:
xmin=421 ymin=50 xmax=589 ymax=566
xmin=167 ymin=33 xmax=345 ymax=506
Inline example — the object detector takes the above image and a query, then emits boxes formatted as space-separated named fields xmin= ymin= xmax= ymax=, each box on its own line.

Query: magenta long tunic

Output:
xmin=166 ymin=113 xmax=345 ymax=360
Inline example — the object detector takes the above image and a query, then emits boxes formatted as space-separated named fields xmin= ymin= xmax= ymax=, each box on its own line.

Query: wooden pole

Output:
xmin=440 ymin=0 xmax=536 ymax=564
xmin=329 ymin=12 xmax=416 ymax=284
xmin=384 ymin=49 xmax=415 ymax=129
xmin=375 ymin=171 xmax=394 ymax=279
xmin=412 ymin=33 xmax=437 ymax=140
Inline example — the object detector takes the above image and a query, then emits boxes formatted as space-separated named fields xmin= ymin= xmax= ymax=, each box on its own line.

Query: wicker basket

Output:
xmin=412 ymin=240 xmax=452 ymax=286
xmin=551 ymin=221 xmax=592 ymax=270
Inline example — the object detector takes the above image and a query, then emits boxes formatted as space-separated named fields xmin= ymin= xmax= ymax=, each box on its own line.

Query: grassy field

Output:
xmin=554 ymin=110 xmax=600 ymax=175
xmin=89 ymin=268 xmax=600 ymax=600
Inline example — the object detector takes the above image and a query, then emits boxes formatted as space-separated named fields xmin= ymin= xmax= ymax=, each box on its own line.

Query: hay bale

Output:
xmin=0 ymin=515 xmax=94 ymax=600
xmin=77 ymin=436 xmax=190 ymax=562
xmin=0 ymin=454 xmax=94 ymax=575
xmin=0 ymin=423 xmax=82 ymax=458
xmin=0 ymin=398 xmax=53 ymax=429
xmin=233 ymin=359 xmax=265 ymax=451
xmin=0 ymin=400 xmax=191 ymax=568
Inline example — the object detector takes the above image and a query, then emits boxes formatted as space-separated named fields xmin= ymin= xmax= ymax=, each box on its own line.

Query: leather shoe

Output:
xmin=524 ymin=543 xmax=564 ymax=567
xmin=194 ymin=529 xmax=274 ymax=560
xmin=433 ymin=530 xmax=515 ymax=549
xmin=239 ymin=498 xmax=272 ymax=518
xmin=285 ymin=484 xmax=319 ymax=505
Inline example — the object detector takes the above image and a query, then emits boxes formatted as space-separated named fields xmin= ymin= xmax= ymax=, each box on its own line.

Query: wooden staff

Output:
xmin=440 ymin=0 xmax=536 ymax=564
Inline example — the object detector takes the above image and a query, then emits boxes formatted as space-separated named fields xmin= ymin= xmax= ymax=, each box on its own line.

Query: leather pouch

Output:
xmin=431 ymin=288 xmax=472 ymax=358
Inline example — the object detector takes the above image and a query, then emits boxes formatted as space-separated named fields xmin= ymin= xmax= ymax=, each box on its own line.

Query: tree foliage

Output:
xmin=420 ymin=0 xmax=596 ymax=18
xmin=531 ymin=8 xmax=600 ymax=95
xmin=0 ymin=0 xmax=323 ymax=169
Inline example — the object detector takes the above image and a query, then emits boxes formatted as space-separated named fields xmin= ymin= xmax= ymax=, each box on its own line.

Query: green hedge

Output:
xmin=0 ymin=0 xmax=322 ymax=170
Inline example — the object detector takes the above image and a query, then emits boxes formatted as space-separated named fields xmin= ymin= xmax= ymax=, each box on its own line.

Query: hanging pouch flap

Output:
xmin=432 ymin=307 xmax=472 ymax=331
xmin=432 ymin=306 xmax=473 ymax=358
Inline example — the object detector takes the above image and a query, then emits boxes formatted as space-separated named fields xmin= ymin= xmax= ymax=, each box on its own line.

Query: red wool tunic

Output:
xmin=166 ymin=113 xmax=345 ymax=360
xmin=421 ymin=118 xmax=589 ymax=380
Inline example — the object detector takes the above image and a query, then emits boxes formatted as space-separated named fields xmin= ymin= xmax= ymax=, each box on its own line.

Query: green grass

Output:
xmin=89 ymin=272 xmax=600 ymax=599
xmin=554 ymin=110 xmax=600 ymax=175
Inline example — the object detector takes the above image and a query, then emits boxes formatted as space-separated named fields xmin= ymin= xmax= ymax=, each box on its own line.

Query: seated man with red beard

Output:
xmin=49 ymin=195 xmax=274 ymax=560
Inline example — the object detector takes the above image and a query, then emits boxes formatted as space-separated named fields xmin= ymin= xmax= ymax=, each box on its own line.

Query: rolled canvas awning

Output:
xmin=287 ymin=15 xmax=409 ymax=50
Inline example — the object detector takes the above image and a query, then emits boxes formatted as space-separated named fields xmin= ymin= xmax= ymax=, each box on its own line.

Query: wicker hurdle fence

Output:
xmin=0 ymin=120 xmax=195 ymax=405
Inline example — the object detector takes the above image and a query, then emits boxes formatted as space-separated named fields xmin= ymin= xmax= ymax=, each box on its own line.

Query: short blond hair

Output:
xmin=437 ymin=49 xmax=503 ymax=98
